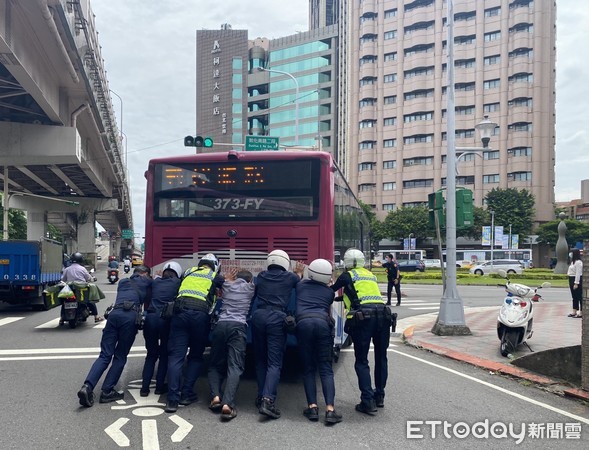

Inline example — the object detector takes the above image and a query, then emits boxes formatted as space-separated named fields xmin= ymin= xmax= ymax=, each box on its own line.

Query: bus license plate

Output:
xmin=64 ymin=302 xmax=78 ymax=309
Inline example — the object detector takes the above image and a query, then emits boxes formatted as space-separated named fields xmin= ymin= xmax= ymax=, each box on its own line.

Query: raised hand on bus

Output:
xmin=294 ymin=261 xmax=306 ymax=278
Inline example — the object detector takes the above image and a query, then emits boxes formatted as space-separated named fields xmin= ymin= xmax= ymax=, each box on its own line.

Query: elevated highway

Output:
xmin=0 ymin=0 xmax=132 ymax=259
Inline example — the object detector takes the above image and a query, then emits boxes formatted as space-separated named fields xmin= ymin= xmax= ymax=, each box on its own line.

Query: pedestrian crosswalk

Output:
xmin=398 ymin=300 xmax=440 ymax=311
xmin=0 ymin=316 xmax=107 ymax=330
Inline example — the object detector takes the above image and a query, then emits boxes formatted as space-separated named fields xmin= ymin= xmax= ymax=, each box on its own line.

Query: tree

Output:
xmin=485 ymin=188 xmax=535 ymax=238
xmin=536 ymin=219 xmax=589 ymax=246
xmin=359 ymin=201 xmax=385 ymax=253
xmin=382 ymin=206 xmax=430 ymax=243
xmin=0 ymin=195 xmax=27 ymax=239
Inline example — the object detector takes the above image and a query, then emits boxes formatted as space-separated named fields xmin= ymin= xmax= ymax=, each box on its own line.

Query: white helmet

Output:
xmin=198 ymin=253 xmax=220 ymax=273
xmin=308 ymin=259 xmax=333 ymax=284
xmin=162 ymin=261 xmax=183 ymax=278
xmin=343 ymin=248 xmax=365 ymax=269
xmin=267 ymin=249 xmax=290 ymax=271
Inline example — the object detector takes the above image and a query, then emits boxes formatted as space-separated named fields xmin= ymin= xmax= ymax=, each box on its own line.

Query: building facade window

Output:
xmin=358 ymin=183 xmax=376 ymax=192
xmin=484 ymin=103 xmax=501 ymax=113
xmin=484 ymin=55 xmax=501 ymax=65
xmin=360 ymin=55 xmax=377 ymax=65
xmin=483 ymin=150 xmax=500 ymax=160
xmin=384 ymin=52 xmax=397 ymax=62
xmin=383 ymin=139 xmax=397 ymax=148
xmin=455 ymin=58 xmax=475 ymax=69
xmin=456 ymin=129 xmax=475 ymax=139
xmin=403 ymin=179 xmax=433 ymax=189
xmin=383 ymin=182 xmax=396 ymax=191
xmin=404 ymin=66 xmax=434 ymax=78
xmin=509 ymin=147 xmax=532 ymax=157
xmin=359 ymin=120 xmax=376 ymax=128
xmin=455 ymin=35 xmax=475 ymax=45
xmin=484 ymin=79 xmax=500 ymax=89
xmin=360 ymin=77 xmax=377 ymax=86
xmin=359 ymin=141 xmax=375 ymax=150
xmin=483 ymin=174 xmax=500 ymax=184
xmin=383 ymin=160 xmax=396 ymax=169
xmin=382 ymin=203 xmax=396 ymax=211
xmin=404 ymin=156 xmax=433 ymax=166
xmin=456 ymin=175 xmax=475 ymax=185
xmin=456 ymin=82 xmax=475 ymax=91
xmin=404 ymin=111 xmax=433 ymax=123
xmin=484 ymin=31 xmax=501 ymax=41
xmin=509 ymin=122 xmax=533 ymax=132
xmin=509 ymin=171 xmax=532 ymax=181
xmin=359 ymin=162 xmax=375 ymax=171
xmin=384 ymin=9 xmax=397 ymax=19
xmin=404 ymin=134 xmax=433 ymax=144
xmin=456 ymin=106 xmax=475 ymax=115
xmin=509 ymin=73 xmax=533 ymax=83
xmin=405 ymin=89 xmax=434 ymax=100
xmin=359 ymin=98 xmax=376 ymax=107
xmin=384 ymin=95 xmax=397 ymax=104
xmin=403 ymin=201 xmax=427 ymax=208
xmin=384 ymin=117 xmax=397 ymax=126
xmin=509 ymin=97 xmax=533 ymax=107
xmin=384 ymin=30 xmax=397 ymax=40
xmin=455 ymin=11 xmax=476 ymax=21
xmin=405 ymin=44 xmax=434 ymax=57
xmin=484 ymin=7 xmax=501 ymax=17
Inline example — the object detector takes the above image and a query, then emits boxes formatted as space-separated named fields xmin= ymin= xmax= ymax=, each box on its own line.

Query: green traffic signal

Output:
xmin=185 ymin=135 xmax=213 ymax=148
xmin=203 ymin=137 xmax=213 ymax=147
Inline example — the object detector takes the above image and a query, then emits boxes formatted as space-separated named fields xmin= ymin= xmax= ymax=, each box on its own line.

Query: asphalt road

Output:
xmin=0 ymin=270 xmax=585 ymax=449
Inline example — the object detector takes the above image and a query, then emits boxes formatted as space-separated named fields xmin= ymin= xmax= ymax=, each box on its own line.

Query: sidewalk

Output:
xmin=399 ymin=303 xmax=588 ymax=401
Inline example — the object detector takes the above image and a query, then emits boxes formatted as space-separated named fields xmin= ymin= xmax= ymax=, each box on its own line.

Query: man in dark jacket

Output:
xmin=77 ymin=266 xmax=152 ymax=407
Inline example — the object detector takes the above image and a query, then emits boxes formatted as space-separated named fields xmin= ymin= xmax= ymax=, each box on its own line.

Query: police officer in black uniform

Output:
xmin=253 ymin=250 xmax=304 ymax=419
xmin=382 ymin=253 xmax=401 ymax=306
xmin=331 ymin=249 xmax=391 ymax=414
xmin=77 ymin=265 xmax=152 ymax=407
xmin=165 ymin=254 xmax=224 ymax=413
xmin=296 ymin=259 xmax=342 ymax=424
xmin=140 ymin=261 xmax=182 ymax=397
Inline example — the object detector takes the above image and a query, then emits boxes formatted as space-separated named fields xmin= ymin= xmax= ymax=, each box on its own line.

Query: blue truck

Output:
xmin=0 ymin=239 xmax=63 ymax=310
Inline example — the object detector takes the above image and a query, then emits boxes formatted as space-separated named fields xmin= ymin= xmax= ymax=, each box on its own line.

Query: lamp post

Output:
xmin=508 ymin=223 xmax=512 ymax=260
xmin=490 ymin=210 xmax=495 ymax=269
xmin=258 ymin=67 xmax=299 ymax=145
xmin=432 ymin=0 xmax=497 ymax=336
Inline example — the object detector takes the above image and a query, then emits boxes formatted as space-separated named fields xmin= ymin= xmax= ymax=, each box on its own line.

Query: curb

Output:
xmin=402 ymin=327 xmax=589 ymax=401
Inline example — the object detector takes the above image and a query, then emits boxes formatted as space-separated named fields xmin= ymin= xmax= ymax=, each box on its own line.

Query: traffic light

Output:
xmin=184 ymin=135 xmax=214 ymax=148
xmin=428 ymin=190 xmax=446 ymax=230
xmin=456 ymin=188 xmax=474 ymax=230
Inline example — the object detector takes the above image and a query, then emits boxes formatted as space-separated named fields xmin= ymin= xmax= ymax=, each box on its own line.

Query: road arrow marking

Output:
xmin=0 ymin=317 xmax=25 ymax=327
xmin=105 ymin=417 xmax=130 ymax=447
xmin=142 ymin=419 xmax=159 ymax=450
xmin=169 ymin=415 xmax=193 ymax=443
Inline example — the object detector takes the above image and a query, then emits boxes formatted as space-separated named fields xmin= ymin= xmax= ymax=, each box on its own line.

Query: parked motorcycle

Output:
xmin=496 ymin=269 xmax=550 ymax=357
xmin=107 ymin=269 xmax=119 ymax=284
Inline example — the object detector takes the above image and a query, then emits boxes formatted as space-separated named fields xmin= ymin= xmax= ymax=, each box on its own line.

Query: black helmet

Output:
xmin=70 ymin=252 xmax=84 ymax=263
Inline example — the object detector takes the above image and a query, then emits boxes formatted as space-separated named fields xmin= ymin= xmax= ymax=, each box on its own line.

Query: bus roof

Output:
xmin=148 ymin=150 xmax=333 ymax=166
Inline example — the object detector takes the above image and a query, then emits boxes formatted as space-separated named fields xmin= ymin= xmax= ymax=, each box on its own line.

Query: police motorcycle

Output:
xmin=496 ymin=269 xmax=550 ymax=357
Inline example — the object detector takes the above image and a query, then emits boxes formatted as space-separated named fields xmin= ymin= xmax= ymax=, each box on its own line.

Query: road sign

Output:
xmin=121 ymin=229 xmax=134 ymax=239
xmin=245 ymin=136 xmax=279 ymax=151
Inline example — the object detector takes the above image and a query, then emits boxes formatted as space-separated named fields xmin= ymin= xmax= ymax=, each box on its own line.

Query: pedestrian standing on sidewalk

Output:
xmin=567 ymin=249 xmax=583 ymax=318
xmin=207 ymin=269 xmax=255 ymax=421
xmin=382 ymin=253 xmax=401 ymax=306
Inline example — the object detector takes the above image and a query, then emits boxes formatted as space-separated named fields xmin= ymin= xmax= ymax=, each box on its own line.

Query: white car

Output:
xmin=423 ymin=259 xmax=442 ymax=269
xmin=470 ymin=259 xmax=524 ymax=276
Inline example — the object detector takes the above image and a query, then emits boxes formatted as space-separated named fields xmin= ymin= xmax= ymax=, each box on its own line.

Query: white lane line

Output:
xmin=340 ymin=343 xmax=398 ymax=352
xmin=0 ymin=317 xmax=25 ymax=327
xmin=94 ymin=320 xmax=107 ymax=329
xmin=408 ymin=307 xmax=440 ymax=310
xmin=392 ymin=349 xmax=589 ymax=425
xmin=34 ymin=318 xmax=61 ymax=329
xmin=402 ymin=302 xmax=440 ymax=306
xmin=0 ymin=353 xmax=146 ymax=362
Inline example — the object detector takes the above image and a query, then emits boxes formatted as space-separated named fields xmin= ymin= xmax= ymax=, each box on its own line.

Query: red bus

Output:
xmin=143 ymin=150 xmax=370 ymax=344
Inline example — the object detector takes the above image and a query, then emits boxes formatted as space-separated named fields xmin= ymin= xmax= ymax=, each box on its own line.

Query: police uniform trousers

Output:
xmin=84 ymin=308 xmax=138 ymax=393
xmin=296 ymin=317 xmax=335 ymax=406
xmin=141 ymin=311 xmax=171 ymax=392
xmin=386 ymin=279 xmax=402 ymax=305
xmin=166 ymin=308 xmax=210 ymax=402
xmin=350 ymin=306 xmax=390 ymax=404
xmin=208 ymin=320 xmax=247 ymax=408
xmin=252 ymin=308 xmax=287 ymax=401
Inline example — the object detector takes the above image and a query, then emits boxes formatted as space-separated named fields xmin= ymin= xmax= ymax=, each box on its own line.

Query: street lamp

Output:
xmin=257 ymin=67 xmax=299 ymax=145
xmin=432 ymin=0 xmax=498 ymax=336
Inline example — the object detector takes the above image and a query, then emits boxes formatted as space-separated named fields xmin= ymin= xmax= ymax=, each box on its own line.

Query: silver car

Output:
xmin=469 ymin=259 xmax=524 ymax=276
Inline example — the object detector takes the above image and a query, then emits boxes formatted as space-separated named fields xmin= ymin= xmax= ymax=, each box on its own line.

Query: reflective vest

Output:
xmin=343 ymin=267 xmax=383 ymax=309
xmin=177 ymin=267 xmax=214 ymax=302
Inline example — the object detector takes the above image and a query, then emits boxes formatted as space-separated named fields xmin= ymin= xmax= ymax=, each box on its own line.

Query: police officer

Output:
xmin=140 ymin=261 xmax=182 ymax=397
xmin=382 ymin=253 xmax=401 ymax=306
xmin=253 ymin=250 xmax=304 ymax=419
xmin=165 ymin=254 xmax=224 ymax=413
xmin=77 ymin=265 xmax=152 ymax=407
xmin=331 ymin=248 xmax=390 ymax=414
xmin=296 ymin=259 xmax=342 ymax=424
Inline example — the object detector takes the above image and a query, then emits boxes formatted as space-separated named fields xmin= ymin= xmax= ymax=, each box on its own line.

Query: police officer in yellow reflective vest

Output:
xmin=331 ymin=248 xmax=391 ymax=415
xmin=165 ymin=254 xmax=224 ymax=413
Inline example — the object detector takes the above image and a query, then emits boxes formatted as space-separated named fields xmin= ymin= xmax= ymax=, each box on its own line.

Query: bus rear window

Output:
xmin=153 ymin=160 xmax=320 ymax=221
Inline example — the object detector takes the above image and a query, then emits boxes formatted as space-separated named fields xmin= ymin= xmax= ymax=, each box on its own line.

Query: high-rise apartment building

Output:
xmin=346 ymin=0 xmax=556 ymax=223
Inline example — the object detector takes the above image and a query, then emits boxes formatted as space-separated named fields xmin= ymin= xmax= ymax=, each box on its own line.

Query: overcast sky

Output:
xmin=90 ymin=0 xmax=588 ymax=238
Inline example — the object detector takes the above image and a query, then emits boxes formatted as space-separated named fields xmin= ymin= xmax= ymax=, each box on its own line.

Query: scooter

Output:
xmin=123 ymin=265 xmax=130 ymax=274
xmin=58 ymin=283 xmax=92 ymax=329
xmin=107 ymin=269 xmax=119 ymax=284
xmin=496 ymin=269 xmax=550 ymax=357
